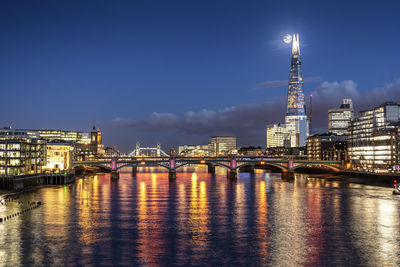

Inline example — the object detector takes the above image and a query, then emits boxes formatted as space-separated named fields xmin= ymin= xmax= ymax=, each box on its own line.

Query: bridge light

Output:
xmin=260 ymin=161 xmax=265 ymax=165
xmin=200 ymin=160 xmax=205 ymax=164
xmin=141 ymin=161 xmax=146 ymax=165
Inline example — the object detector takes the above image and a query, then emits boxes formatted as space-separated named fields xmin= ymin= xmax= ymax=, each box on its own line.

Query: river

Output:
xmin=0 ymin=167 xmax=399 ymax=266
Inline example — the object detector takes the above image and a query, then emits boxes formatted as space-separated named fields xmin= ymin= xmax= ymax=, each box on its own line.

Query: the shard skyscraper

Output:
xmin=285 ymin=34 xmax=309 ymax=147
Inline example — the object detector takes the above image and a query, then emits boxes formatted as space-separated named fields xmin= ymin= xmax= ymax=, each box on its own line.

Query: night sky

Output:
xmin=1 ymin=0 xmax=400 ymax=152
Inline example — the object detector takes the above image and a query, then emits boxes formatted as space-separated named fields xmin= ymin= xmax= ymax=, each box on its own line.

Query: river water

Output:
xmin=0 ymin=167 xmax=399 ymax=266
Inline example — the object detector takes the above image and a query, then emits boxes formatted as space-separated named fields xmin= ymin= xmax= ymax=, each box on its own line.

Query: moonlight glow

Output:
xmin=283 ymin=34 xmax=292 ymax=44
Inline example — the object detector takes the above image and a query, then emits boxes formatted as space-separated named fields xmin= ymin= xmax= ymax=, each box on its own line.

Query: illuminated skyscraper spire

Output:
xmin=286 ymin=33 xmax=305 ymax=117
xmin=292 ymin=33 xmax=300 ymax=56
xmin=284 ymin=33 xmax=308 ymax=147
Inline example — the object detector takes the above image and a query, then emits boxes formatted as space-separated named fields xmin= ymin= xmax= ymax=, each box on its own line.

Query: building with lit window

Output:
xmin=0 ymin=139 xmax=45 ymax=177
xmin=209 ymin=136 xmax=237 ymax=156
xmin=265 ymin=34 xmax=309 ymax=148
xmin=178 ymin=145 xmax=209 ymax=157
xmin=0 ymin=127 xmax=90 ymax=143
xmin=75 ymin=126 xmax=105 ymax=160
xmin=284 ymin=34 xmax=309 ymax=147
xmin=238 ymin=146 xmax=264 ymax=156
xmin=306 ymin=133 xmax=347 ymax=161
xmin=328 ymin=99 xmax=354 ymax=136
xmin=0 ymin=125 xmax=104 ymax=161
xmin=44 ymin=142 xmax=74 ymax=171
xmin=348 ymin=102 xmax=400 ymax=172
xmin=266 ymin=123 xmax=290 ymax=148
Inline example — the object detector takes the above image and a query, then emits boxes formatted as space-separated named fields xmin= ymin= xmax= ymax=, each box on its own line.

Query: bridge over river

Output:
xmin=73 ymin=156 xmax=343 ymax=180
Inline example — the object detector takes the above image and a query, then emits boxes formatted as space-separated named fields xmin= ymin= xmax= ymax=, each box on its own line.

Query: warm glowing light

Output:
xmin=200 ymin=160 xmax=205 ymax=164
xmin=283 ymin=34 xmax=292 ymax=44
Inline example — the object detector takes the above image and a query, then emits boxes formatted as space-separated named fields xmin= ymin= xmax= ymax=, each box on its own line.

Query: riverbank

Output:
xmin=0 ymin=173 xmax=76 ymax=191
xmin=316 ymin=171 xmax=398 ymax=187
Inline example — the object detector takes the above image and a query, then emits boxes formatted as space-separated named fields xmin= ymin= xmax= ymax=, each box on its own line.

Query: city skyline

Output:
xmin=1 ymin=1 xmax=400 ymax=151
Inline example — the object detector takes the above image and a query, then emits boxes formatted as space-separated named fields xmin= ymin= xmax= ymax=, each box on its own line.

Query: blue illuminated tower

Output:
xmin=285 ymin=34 xmax=309 ymax=147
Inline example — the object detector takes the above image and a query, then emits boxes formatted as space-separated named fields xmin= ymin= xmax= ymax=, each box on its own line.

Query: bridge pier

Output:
xmin=281 ymin=171 xmax=294 ymax=180
xmin=207 ymin=163 xmax=215 ymax=174
xmin=227 ymin=169 xmax=237 ymax=180
xmin=131 ymin=166 xmax=137 ymax=175
xmin=111 ymin=170 xmax=119 ymax=180
xmin=169 ymin=169 xmax=176 ymax=181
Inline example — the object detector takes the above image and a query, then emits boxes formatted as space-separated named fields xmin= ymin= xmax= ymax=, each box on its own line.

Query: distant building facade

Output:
xmin=306 ymin=133 xmax=347 ymax=161
xmin=328 ymin=99 xmax=354 ymax=136
xmin=178 ymin=145 xmax=209 ymax=157
xmin=209 ymin=136 xmax=237 ymax=156
xmin=266 ymin=124 xmax=289 ymax=148
xmin=238 ymin=146 xmax=264 ymax=156
xmin=348 ymin=102 xmax=400 ymax=171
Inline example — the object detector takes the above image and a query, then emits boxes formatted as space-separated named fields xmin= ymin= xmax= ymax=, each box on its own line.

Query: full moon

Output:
xmin=283 ymin=34 xmax=292 ymax=44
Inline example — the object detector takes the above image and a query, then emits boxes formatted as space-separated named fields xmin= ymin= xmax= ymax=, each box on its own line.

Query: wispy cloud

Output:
xmin=255 ymin=76 xmax=323 ymax=89
xmin=110 ymin=77 xmax=400 ymax=148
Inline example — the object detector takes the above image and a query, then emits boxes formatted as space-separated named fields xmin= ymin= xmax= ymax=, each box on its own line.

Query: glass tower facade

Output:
xmin=285 ymin=34 xmax=309 ymax=147
xmin=286 ymin=34 xmax=306 ymax=117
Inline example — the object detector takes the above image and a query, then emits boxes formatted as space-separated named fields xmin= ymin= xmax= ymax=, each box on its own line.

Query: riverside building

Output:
xmin=306 ymin=133 xmax=347 ymax=161
xmin=348 ymin=102 xmax=400 ymax=172
xmin=0 ymin=125 xmax=104 ymax=161
xmin=0 ymin=139 xmax=45 ymax=177
xmin=328 ymin=99 xmax=354 ymax=136
xmin=44 ymin=142 xmax=74 ymax=172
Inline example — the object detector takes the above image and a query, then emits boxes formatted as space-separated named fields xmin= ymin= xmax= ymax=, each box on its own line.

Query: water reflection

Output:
xmin=0 ymin=169 xmax=399 ymax=266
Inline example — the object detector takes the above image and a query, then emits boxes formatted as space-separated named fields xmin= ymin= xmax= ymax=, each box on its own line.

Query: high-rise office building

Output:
xmin=284 ymin=34 xmax=309 ymax=147
xmin=265 ymin=34 xmax=309 ymax=149
xmin=348 ymin=102 xmax=400 ymax=171
xmin=266 ymin=124 xmax=290 ymax=148
xmin=328 ymin=99 xmax=354 ymax=135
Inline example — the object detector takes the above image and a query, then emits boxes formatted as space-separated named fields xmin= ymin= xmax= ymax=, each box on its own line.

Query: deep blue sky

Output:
xmin=1 ymin=0 xmax=400 ymax=152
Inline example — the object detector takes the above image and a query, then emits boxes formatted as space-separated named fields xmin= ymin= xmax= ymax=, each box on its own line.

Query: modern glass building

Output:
xmin=328 ymin=99 xmax=354 ymax=136
xmin=348 ymin=102 xmax=400 ymax=172
xmin=209 ymin=136 xmax=237 ymax=156
xmin=266 ymin=123 xmax=289 ymax=148
xmin=264 ymin=34 xmax=309 ymax=149
xmin=0 ymin=139 xmax=45 ymax=177
xmin=284 ymin=34 xmax=309 ymax=147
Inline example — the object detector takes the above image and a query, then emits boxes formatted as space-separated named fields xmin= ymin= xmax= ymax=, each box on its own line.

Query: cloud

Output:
xmin=112 ymin=98 xmax=287 ymax=147
xmin=255 ymin=76 xmax=323 ymax=89
xmin=309 ymin=78 xmax=400 ymax=133
xmin=110 ymin=78 xmax=400 ymax=150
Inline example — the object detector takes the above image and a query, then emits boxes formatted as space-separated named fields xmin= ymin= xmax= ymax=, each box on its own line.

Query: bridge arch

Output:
xmin=293 ymin=163 xmax=341 ymax=172
xmin=73 ymin=163 xmax=112 ymax=171
xmin=175 ymin=160 xmax=231 ymax=170
xmin=237 ymin=162 xmax=288 ymax=172
xmin=116 ymin=162 xmax=171 ymax=171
